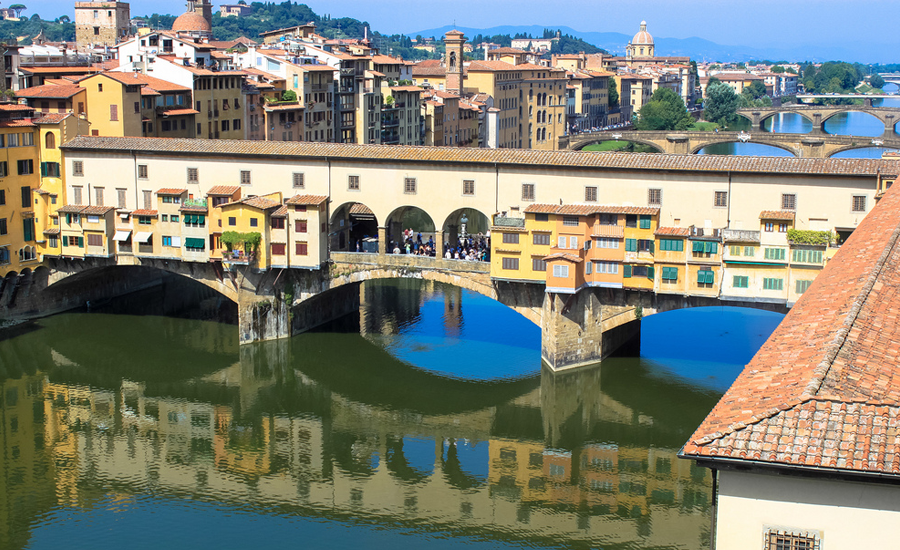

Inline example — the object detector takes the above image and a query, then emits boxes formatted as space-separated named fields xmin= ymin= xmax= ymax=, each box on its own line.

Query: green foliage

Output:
xmin=634 ymin=88 xmax=693 ymax=131
xmin=608 ymin=78 xmax=619 ymax=107
xmin=221 ymin=231 xmax=262 ymax=252
xmin=281 ymin=89 xmax=297 ymax=101
xmin=738 ymin=80 xmax=772 ymax=108
xmin=771 ymin=65 xmax=785 ymax=73
xmin=384 ymin=95 xmax=394 ymax=106
xmin=787 ymin=229 xmax=833 ymax=245
xmin=870 ymin=74 xmax=885 ymax=89
xmin=548 ymin=31 xmax=605 ymax=56
xmin=801 ymin=62 xmax=868 ymax=102
xmin=0 ymin=14 xmax=74 ymax=43
xmin=703 ymin=81 xmax=739 ymax=126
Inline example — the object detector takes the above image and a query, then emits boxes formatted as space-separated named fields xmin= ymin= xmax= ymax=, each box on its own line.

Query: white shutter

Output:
xmin=570 ymin=236 xmax=578 ymax=249
xmin=558 ymin=236 xmax=566 ymax=249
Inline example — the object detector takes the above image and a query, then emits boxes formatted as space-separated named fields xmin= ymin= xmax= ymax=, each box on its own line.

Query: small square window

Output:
xmin=404 ymin=177 xmax=416 ymax=194
xmin=782 ymin=193 xmax=796 ymax=210
xmin=293 ymin=173 xmax=304 ymax=188
xmin=240 ymin=170 xmax=251 ymax=185
xmin=463 ymin=179 xmax=475 ymax=195
xmin=585 ymin=186 xmax=597 ymax=202
xmin=852 ymin=195 xmax=866 ymax=212
xmin=348 ymin=175 xmax=359 ymax=190
xmin=250 ymin=218 xmax=258 ymax=227
xmin=187 ymin=167 xmax=198 ymax=183
xmin=714 ymin=191 xmax=727 ymax=207
xmin=648 ymin=188 xmax=662 ymax=205
xmin=522 ymin=183 xmax=535 ymax=201
xmin=138 ymin=164 xmax=148 ymax=179
xmin=72 ymin=160 xmax=84 ymax=176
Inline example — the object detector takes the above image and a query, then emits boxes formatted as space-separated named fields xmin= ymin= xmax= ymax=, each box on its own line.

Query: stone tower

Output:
xmin=74 ymin=1 xmax=131 ymax=50
xmin=193 ymin=0 xmax=213 ymax=28
xmin=443 ymin=30 xmax=466 ymax=95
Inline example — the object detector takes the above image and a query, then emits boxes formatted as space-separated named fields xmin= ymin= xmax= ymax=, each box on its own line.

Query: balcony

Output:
xmin=722 ymin=229 xmax=760 ymax=243
xmin=492 ymin=216 xmax=525 ymax=228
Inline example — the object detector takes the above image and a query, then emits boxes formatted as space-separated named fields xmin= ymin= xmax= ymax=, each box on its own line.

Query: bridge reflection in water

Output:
xmin=0 ymin=281 xmax=716 ymax=550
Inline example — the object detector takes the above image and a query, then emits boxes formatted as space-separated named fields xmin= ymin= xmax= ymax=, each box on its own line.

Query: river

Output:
xmin=0 ymin=277 xmax=784 ymax=549
xmin=698 ymin=97 xmax=900 ymax=157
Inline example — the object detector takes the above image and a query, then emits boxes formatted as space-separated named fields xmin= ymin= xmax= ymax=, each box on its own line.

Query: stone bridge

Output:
xmin=736 ymin=104 xmax=900 ymax=134
xmin=561 ymin=130 xmax=900 ymax=157
xmin=2 ymin=251 xmax=787 ymax=371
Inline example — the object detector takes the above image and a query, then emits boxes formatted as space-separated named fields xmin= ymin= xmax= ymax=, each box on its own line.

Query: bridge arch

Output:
xmin=689 ymin=139 xmax=800 ymax=157
xmin=385 ymin=205 xmax=436 ymax=253
xmin=826 ymin=143 xmax=900 ymax=158
xmin=570 ymin=137 xmax=665 ymax=153
xmin=441 ymin=208 xmax=491 ymax=255
xmin=330 ymin=201 xmax=379 ymax=252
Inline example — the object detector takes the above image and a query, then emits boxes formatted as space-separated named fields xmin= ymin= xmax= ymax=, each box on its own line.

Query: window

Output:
xmin=744 ymin=246 xmax=755 ymax=256
xmin=779 ymin=223 xmax=788 ymax=233
xmin=733 ymin=275 xmax=749 ymax=288
xmin=552 ymin=264 xmax=569 ymax=278
xmin=95 ymin=187 xmax=104 ymax=206
xmin=85 ymin=233 xmax=103 ymax=247
xmin=569 ymin=236 xmax=578 ymax=249
xmin=782 ymin=193 xmax=796 ymax=210
xmin=697 ymin=270 xmax=715 ymax=285
xmin=521 ymin=183 xmax=535 ymax=201
xmin=638 ymin=239 xmax=654 ymax=252
xmin=502 ymin=232 xmax=520 ymax=244
xmin=692 ymin=240 xmax=718 ymax=254
xmin=563 ymin=216 xmax=579 ymax=226
xmin=584 ymin=186 xmax=597 ymax=202
xmin=21 ymin=132 xmax=33 ymax=146
xmin=639 ymin=215 xmax=651 ymax=229
xmin=585 ymin=261 xmax=592 ymax=275
xmin=597 ymin=237 xmax=619 ymax=249
xmin=625 ymin=214 xmax=637 ymax=228
xmin=796 ymin=280 xmax=813 ymax=295
xmin=532 ymin=258 xmax=546 ymax=271
xmin=463 ymin=180 xmax=475 ymax=195
xmin=599 ymin=214 xmax=617 ymax=225
xmin=648 ymin=188 xmax=661 ymax=205
xmin=292 ymin=173 xmax=305 ymax=188
xmin=72 ymin=186 xmax=83 ymax=204
xmin=39 ymin=162 xmax=60 ymax=177
xmin=17 ymin=159 xmax=33 ymax=175
xmin=117 ymin=189 xmax=126 ymax=208
xmin=295 ymin=242 xmax=308 ymax=255
xmin=765 ymin=531 xmax=818 ymax=550
xmin=138 ymin=164 xmax=148 ymax=179
xmin=234 ymin=119 xmax=241 ymax=130
xmin=272 ymin=243 xmax=286 ymax=255
xmin=172 ymin=215 xmax=180 ymax=223
xmin=764 ymin=222 xmax=774 ymax=232
xmin=659 ymin=238 xmax=683 ymax=251
xmin=662 ymin=266 xmax=678 ymax=280
xmin=535 ymin=213 xmax=549 ymax=222
xmin=249 ymin=218 xmax=258 ymax=227
xmin=533 ymin=233 xmax=550 ymax=245
xmin=0 ymin=218 xmax=5 ymax=235
xmin=228 ymin=217 xmax=236 ymax=226
xmin=221 ymin=120 xmax=230 ymax=132
xmin=764 ymin=247 xmax=786 ymax=261
xmin=625 ymin=238 xmax=637 ymax=252
xmin=0 ymin=189 xmax=4 ymax=204
xmin=142 ymin=190 xmax=152 ymax=209
xmin=852 ymin=195 xmax=867 ymax=212
xmin=187 ymin=167 xmax=198 ymax=183
xmin=626 ymin=265 xmax=651 ymax=278
xmin=161 ymin=214 xmax=169 ymax=222
xmin=271 ymin=218 xmax=285 ymax=229
xmin=596 ymin=261 xmax=618 ymax=274
xmin=502 ymin=257 xmax=519 ymax=270
xmin=20 ymin=186 xmax=30 ymax=207
xmin=138 ymin=216 xmax=152 ymax=225
xmin=240 ymin=170 xmax=251 ymax=185
xmin=45 ymin=132 xmax=56 ymax=149
xmin=714 ymin=191 xmax=727 ymax=207
xmin=792 ymin=249 xmax=824 ymax=264
xmin=110 ymin=104 xmax=118 ymax=121
xmin=295 ymin=220 xmax=307 ymax=233
xmin=6 ymin=133 xmax=17 ymax=147
xmin=0 ymin=161 xmax=6 ymax=177
xmin=348 ymin=175 xmax=359 ymax=190
xmin=763 ymin=277 xmax=784 ymax=291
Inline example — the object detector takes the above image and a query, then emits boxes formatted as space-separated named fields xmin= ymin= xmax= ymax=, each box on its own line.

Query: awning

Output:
xmin=184 ymin=237 xmax=205 ymax=248
xmin=135 ymin=232 xmax=152 ymax=244
xmin=113 ymin=230 xmax=132 ymax=242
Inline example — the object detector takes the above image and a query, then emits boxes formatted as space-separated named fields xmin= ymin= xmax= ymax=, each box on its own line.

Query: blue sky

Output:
xmin=31 ymin=0 xmax=900 ymax=49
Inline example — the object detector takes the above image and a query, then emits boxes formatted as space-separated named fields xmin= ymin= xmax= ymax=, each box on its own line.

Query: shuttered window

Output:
xmin=552 ymin=264 xmax=569 ymax=278
xmin=295 ymin=242 xmax=308 ymax=255
xmin=639 ymin=215 xmax=651 ymax=229
xmin=764 ymin=247 xmax=786 ymax=261
xmin=625 ymin=238 xmax=637 ymax=252
xmin=733 ymin=275 xmax=749 ymax=288
xmin=763 ymin=278 xmax=784 ymax=291
xmin=501 ymin=257 xmax=519 ymax=270
xmin=659 ymin=238 xmax=683 ymax=251
xmin=697 ymin=270 xmax=715 ymax=285
xmin=661 ymin=267 xmax=678 ymax=280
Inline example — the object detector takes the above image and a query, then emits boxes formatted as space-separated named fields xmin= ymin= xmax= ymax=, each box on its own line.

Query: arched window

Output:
xmin=45 ymin=132 xmax=56 ymax=149
xmin=449 ymin=51 xmax=456 ymax=70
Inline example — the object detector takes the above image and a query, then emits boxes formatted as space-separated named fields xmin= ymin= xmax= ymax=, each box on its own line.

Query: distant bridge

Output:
xmin=736 ymin=104 xmax=900 ymax=134
xmin=562 ymin=130 xmax=900 ymax=157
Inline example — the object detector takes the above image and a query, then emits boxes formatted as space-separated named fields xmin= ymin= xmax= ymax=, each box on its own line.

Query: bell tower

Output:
xmin=443 ymin=30 xmax=466 ymax=95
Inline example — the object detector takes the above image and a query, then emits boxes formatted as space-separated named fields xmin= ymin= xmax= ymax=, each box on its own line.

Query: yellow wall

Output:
xmin=81 ymin=74 xmax=142 ymax=137
xmin=0 ymin=127 xmax=41 ymax=277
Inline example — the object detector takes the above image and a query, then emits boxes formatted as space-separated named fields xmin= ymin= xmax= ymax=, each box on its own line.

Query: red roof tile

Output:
xmin=543 ymin=252 xmax=583 ymax=263
xmin=132 ymin=209 xmax=158 ymax=216
xmin=156 ymin=188 xmax=187 ymax=196
xmin=655 ymin=226 xmax=690 ymax=237
xmin=760 ymin=210 xmax=795 ymax=220
xmin=207 ymin=185 xmax=241 ymax=196
xmin=524 ymin=204 xmax=659 ymax=216
xmin=81 ymin=205 xmax=116 ymax=215
xmin=682 ymin=184 xmax=900 ymax=477
xmin=16 ymin=84 xmax=83 ymax=98
xmin=286 ymin=194 xmax=328 ymax=206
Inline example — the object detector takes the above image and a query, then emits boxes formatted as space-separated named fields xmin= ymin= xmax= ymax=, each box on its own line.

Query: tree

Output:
xmin=608 ymin=78 xmax=619 ymax=108
xmin=703 ymin=81 xmax=739 ymax=126
xmin=634 ymin=88 xmax=693 ymax=131
xmin=9 ymin=4 xmax=26 ymax=18
xmin=870 ymin=74 xmax=885 ymax=89
xmin=742 ymin=80 xmax=767 ymax=100
xmin=771 ymin=65 xmax=785 ymax=73
xmin=281 ymin=90 xmax=297 ymax=102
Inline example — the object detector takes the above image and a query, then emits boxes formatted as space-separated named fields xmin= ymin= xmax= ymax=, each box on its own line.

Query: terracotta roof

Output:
xmin=525 ymin=204 xmax=660 ymax=216
xmin=271 ymin=205 xmax=288 ymax=217
xmin=286 ymin=194 xmax=328 ymax=206
xmin=681 ymin=184 xmax=900 ymax=477
xmin=43 ymin=228 xmax=60 ymax=235
xmin=229 ymin=196 xmax=280 ymax=210
xmin=207 ymin=185 xmax=241 ymax=196
xmin=543 ymin=252 xmax=583 ymax=263
xmin=99 ymin=72 xmax=192 ymax=92
xmin=57 ymin=205 xmax=86 ymax=213
xmin=655 ymin=226 xmax=690 ymax=237
xmin=349 ymin=203 xmax=373 ymax=215
xmin=16 ymin=84 xmax=83 ymax=98
xmin=156 ymin=188 xmax=187 ymax=195
xmin=467 ymin=60 xmax=518 ymax=72
xmin=0 ymin=120 xmax=36 ymax=128
xmin=132 ymin=209 xmax=158 ymax=216
xmin=35 ymin=113 xmax=72 ymax=124
xmin=60 ymin=136 xmax=900 ymax=178
xmin=412 ymin=66 xmax=447 ymax=77
xmin=0 ymin=104 xmax=35 ymax=111
xmin=760 ymin=210 xmax=795 ymax=221
xmin=81 ymin=205 xmax=116 ymax=215
xmin=18 ymin=66 xmax=99 ymax=75
xmin=179 ymin=204 xmax=208 ymax=213
xmin=159 ymin=108 xmax=200 ymax=116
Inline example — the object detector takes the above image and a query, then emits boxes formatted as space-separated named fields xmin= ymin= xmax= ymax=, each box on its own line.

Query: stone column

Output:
xmin=238 ymin=289 xmax=290 ymax=345
xmin=434 ymin=231 xmax=444 ymax=258
xmin=377 ymin=226 xmax=387 ymax=257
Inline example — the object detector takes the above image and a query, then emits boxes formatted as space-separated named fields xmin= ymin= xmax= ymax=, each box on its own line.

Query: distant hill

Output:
xmin=409 ymin=24 xmax=897 ymax=64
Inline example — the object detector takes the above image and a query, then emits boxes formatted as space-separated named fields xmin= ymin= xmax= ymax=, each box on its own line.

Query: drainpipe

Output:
xmin=709 ymin=467 xmax=718 ymax=550
xmin=726 ymin=171 xmax=732 ymax=229
xmin=494 ymin=162 xmax=500 ymax=217
xmin=326 ymin=157 xmax=331 ymax=259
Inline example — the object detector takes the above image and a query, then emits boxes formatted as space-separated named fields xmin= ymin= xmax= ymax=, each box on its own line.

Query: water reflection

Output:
xmin=0 ymin=280 xmax=718 ymax=550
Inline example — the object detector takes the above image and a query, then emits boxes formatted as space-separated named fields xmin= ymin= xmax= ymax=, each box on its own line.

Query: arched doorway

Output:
xmin=385 ymin=206 xmax=436 ymax=255
xmin=330 ymin=202 xmax=379 ymax=253
xmin=441 ymin=208 xmax=490 ymax=259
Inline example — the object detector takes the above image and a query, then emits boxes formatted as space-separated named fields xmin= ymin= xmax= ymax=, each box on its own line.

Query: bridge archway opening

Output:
xmin=759 ymin=112 xmax=813 ymax=134
xmin=385 ymin=206 xmax=436 ymax=254
xmin=883 ymin=82 xmax=900 ymax=94
xmin=330 ymin=201 xmax=379 ymax=253
xmin=822 ymin=111 xmax=885 ymax=137
xmin=577 ymin=140 xmax=663 ymax=153
xmin=693 ymin=141 xmax=797 ymax=157
xmin=442 ymin=208 xmax=490 ymax=257
xmin=829 ymin=145 xmax=900 ymax=159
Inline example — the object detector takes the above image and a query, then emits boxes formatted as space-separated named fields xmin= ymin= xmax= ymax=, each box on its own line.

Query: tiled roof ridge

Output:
xmin=690 ymin=197 xmax=900 ymax=450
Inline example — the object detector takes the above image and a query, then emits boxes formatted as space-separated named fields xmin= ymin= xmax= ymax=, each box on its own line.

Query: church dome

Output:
xmin=172 ymin=11 xmax=211 ymax=33
xmin=631 ymin=21 xmax=653 ymax=45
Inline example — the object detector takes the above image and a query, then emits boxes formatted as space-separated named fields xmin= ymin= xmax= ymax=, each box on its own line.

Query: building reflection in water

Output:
xmin=0 ymin=281 xmax=713 ymax=549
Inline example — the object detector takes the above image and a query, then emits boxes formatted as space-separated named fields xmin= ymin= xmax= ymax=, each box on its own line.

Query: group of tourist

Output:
xmin=378 ymin=230 xmax=490 ymax=262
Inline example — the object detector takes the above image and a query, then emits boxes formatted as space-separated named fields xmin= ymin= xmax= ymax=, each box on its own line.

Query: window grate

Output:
xmin=648 ymin=188 xmax=662 ymax=205
xmin=782 ymin=193 xmax=796 ymax=210
xmin=522 ymin=183 xmax=535 ymax=201
xmin=404 ymin=177 xmax=416 ymax=194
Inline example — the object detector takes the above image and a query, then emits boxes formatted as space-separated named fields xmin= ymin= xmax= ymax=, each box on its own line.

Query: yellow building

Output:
xmin=490 ymin=209 xmax=554 ymax=284
xmin=0 ymin=105 xmax=43 ymax=277
xmin=623 ymin=209 xmax=659 ymax=290
xmin=654 ymin=227 xmax=689 ymax=294
xmin=284 ymin=194 xmax=328 ymax=269
xmin=219 ymin=193 xmax=282 ymax=269
xmin=79 ymin=72 xmax=143 ymax=137
xmin=686 ymin=234 xmax=722 ymax=297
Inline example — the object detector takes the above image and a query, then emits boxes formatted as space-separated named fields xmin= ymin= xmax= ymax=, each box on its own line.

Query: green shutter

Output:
xmin=705 ymin=270 xmax=715 ymax=284
xmin=40 ymin=162 xmax=47 ymax=177
xmin=647 ymin=266 xmax=654 ymax=280
xmin=624 ymin=265 xmax=632 ymax=278
xmin=62 ymin=236 xmax=68 ymax=247
xmin=66 ymin=213 xmax=71 ymax=224
xmin=697 ymin=270 xmax=705 ymax=284
xmin=692 ymin=240 xmax=704 ymax=252
xmin=198 ymin=215 xmax=205 ymax=224
xmin=639 ymin=215 xmax=651 ymax=229
xmin=675 ymin=239 xmax=683 ymax=252
xmin=78 ymin=237 xmax=84 ymax=247
xmin=660 ymin=239 xmax=669 ymax=251
xmin=626 ymin=238 xmax=637 ymax=252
